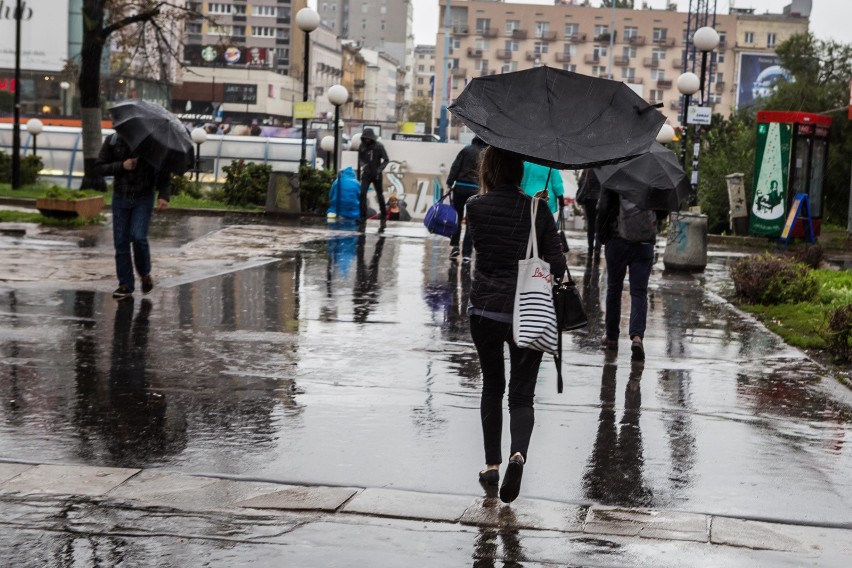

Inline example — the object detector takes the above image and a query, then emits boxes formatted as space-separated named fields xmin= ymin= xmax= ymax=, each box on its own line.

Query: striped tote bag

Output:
xmin=512 ymin=197 xmax=558 ymax=354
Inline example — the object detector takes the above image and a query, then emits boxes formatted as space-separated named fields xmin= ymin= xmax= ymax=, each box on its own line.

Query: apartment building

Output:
xmin=413 ymin=45 xmax=436 ymax=101
xmin=434 ymin=0 xmax=808 ymax=131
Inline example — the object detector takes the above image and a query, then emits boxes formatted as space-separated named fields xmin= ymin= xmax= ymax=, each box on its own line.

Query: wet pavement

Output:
xmin=1 ymin=214 xmax=851 ymax=565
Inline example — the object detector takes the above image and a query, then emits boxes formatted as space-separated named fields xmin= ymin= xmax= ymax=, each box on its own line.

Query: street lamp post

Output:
xmin=296 ymin=7 xmax=320 ymax=169
xmin=683 ymin=26 xmax=719 ymax=207
xmin=656 ymin=124 xmax=675 ymax=144
xmin=59 ymin=81 xmax=70 ymax=116
xmin=350 ymin=133 xmax=362 ymax=182
xmin=26 ymin=119 xmax=43 ymax=156
xmin=327 ymin=84 xmax=349 ymax=175
xmin=676 ymin=71 xmax=700 ymax=173
xmin=320 ymin=136 xmax=335 ymax=170
xmin=190 ymin=127 xmax=207 ymax=183
xmin=11 ymin=0 xmax=23 ymax=189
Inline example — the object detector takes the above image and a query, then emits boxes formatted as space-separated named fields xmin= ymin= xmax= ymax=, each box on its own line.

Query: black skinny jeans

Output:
xmin=450 ymin=185 xmax=477 ymax=256
xmin=470 ymin=315 xmax=544 ymax=465
xmin=582 ymin=198 xmax=599 ymax=251
xmin=360 ymin=174 xmax=386 ymax=220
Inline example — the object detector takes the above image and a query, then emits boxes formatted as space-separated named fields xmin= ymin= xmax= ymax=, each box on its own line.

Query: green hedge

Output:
xmin=0 ymin=151 xmax=43 ymax=186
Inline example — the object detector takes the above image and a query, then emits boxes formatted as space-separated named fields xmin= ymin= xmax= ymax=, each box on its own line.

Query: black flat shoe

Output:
xmin=478 ymin=469 xmax=499 ymax=487
xmin=499 ymin=455 xmax=524 ymax=504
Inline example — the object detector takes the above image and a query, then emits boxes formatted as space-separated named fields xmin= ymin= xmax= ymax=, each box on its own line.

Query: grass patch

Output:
xmin=0 ymin=183 xmax=56 ymax=199
xmin=0 ymin=210 xmax=42 ymax=223
xmin=169 ymin=193 xmax=262 ymax=211
xmin=814 ymin=269 xmax=852 ymax=306
xmin=0 ymin=209 xmax=105 ymax=226
xmin=741 ymin=302 xmax=829 ymax=350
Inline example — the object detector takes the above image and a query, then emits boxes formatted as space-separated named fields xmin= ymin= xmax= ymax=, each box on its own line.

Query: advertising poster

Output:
xmin=0 ymin=1 xmax=68 ymax=71
xmin=736 ymin=53 xmax=791 ymax=108
xmin=750 ymin=121 xmax=792 ymax=236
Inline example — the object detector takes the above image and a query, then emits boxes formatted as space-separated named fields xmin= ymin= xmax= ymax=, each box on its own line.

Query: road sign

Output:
xmin=687 ymin=106 xmax=712 ymax=125
xmin=294 ymin=101 xmax=315 ymax=119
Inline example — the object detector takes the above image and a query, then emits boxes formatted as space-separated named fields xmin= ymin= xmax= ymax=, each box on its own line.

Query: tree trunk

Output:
xmin=79 ymin=1 xmax=107 ymax=191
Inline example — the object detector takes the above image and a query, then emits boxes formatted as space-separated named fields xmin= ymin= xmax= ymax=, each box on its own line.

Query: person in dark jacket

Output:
xmin=577 ymin=169 xmax=602 ymax=257
xmin=466 ymin=146 xmax=567 ymax=504
xmin=357 ymin=128 xmax=390 ymax=226
xmin=96 ymin=132 xmax=171 ymax=300
xmin=446 ymin=136 xmax=486 ymax=261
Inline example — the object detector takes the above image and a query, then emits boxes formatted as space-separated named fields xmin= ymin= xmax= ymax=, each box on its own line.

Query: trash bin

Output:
xmin=266 ymin=171 xmax=301 ymax=214
xmin=726 ymin=173 xmax=748 ymax=235
xmin=664 ymin=211 xmax=708 ymax=272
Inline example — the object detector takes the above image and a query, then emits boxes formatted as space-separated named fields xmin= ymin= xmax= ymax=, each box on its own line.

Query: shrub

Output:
xmin=786 ymin=243 xmax=824 ymax=269
xmin=222 ymin=160 xmax=271 ymax=207
xmin=170 ymin=174 xmax=204 ymax=199
xmin=299 ymin=165 xmax=336 ymax=213
xmin=730 ymin=253 xmax=818 ymax=305
xmin=824 ymin=304 xmax=852 ymax=362
xmin=0 ymin=151 xmax=43 ymax=185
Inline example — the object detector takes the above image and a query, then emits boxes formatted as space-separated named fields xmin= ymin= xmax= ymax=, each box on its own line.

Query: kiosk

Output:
xmin=749 ymin=111 xmax=830 ymax=238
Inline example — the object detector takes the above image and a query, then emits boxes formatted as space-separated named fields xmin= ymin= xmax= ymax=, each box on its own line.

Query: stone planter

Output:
xmin=36 ymin=196 xmax=105 ymax=219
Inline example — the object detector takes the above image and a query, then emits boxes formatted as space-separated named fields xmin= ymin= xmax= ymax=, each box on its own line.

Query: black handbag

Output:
xmin=551 ymin=269 xmax=588 ymax=394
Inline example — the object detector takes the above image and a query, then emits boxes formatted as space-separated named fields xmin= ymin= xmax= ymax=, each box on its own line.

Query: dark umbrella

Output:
xmin=109 ymin=100 xmax=194 ymax=175
xmin=593 ymin=142 xmax=689 ymax=211
xmin=448 ymin=66 xmax=666 ymax=169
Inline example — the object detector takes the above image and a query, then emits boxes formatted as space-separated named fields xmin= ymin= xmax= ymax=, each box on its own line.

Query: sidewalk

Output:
xmin=2 ymin=461 xmax=850 ymax=566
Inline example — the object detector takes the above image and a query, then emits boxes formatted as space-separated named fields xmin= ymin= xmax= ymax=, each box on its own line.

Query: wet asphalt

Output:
xmin=1 ymin=214 xmax=851 ymax=564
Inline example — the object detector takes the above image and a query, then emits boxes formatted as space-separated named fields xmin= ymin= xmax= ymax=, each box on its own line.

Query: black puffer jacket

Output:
xmin=447 ymin=137 xmax=486 ymax=188
xmin=467 ymin=185 xmax=567 ymax=314
xmin=95 ymin=133 xmax=171 ymax=200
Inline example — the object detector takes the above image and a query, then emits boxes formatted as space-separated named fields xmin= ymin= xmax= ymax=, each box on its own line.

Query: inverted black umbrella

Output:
xmin=593 ymin=142 xmax=689 ymax=211
xmin=448 ymin=66 xmax=665 ymax=169
xmin=109 ymin=100 xmax=194 ymax=176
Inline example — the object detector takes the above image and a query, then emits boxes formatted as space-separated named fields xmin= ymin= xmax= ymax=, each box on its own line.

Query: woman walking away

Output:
xmin=466 ymin=147 xmax=567 ymax=503
xmin=577 ymin=169 xmax=602 ymax=258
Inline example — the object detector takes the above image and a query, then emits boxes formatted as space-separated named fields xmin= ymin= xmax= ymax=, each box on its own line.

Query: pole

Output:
xmin=32 ymin=134 xmax=37 ymax=157
xmin=608 ymin=0 xmax=615 ymax=79
xmin=333 ymin=105 xmax=340 ymax=174
xmin=698 ymin=50 xmax=709 ymax=106
xmin=195 ymin=142 xmax=201 ymax=182
xmin=11 ymin=0 xmax=22 ymax=189
xmin=300 ymin=31 xmax=310 ymax=167
xmin=438 ymin=0 xmax=451 ymax=142
xmin=680 ymin=94 xmax=690 ymax=170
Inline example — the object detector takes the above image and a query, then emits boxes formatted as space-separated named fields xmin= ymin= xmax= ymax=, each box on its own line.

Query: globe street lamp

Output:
xmin=190 ymin=127 xmax=207 ymax=182
xmin=676 ymin=71 xmax=700 ymax=172
xmin=59 ymin=81 xmax=70 ymax=116
xmin=26 ymin=118 xmax=43 ymax=157
xmin=682 ymin=26 xmax=719 ymax=206
xmin=693 ymin=26 xmax=720 ymax=104
xmin=656 ymin=123 xmax=675 ymax=144
xmin=296 ymin=7 xmax=320 ymax=168
xmin=320 ymin=135 xmax=335 ymax=170
xmin=327 ymin=84 xmax=349 ymax=175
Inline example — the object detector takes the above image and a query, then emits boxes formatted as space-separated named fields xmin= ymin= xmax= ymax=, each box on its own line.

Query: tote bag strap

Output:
xmin=525 ymin=195 xmax=540 ymax=260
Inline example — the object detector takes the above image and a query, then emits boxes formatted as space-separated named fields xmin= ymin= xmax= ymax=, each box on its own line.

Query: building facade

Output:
xmin=434 ymin=0 xmax=809 ymax=133
xmin=413 ymin=45 xmax=436 ymax=101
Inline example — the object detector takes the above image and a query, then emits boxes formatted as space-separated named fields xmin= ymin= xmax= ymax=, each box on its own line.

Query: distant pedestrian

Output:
xmin=576 ymin=169 xmax=602 ymax=257
xmin=596 ymin=185 xmax=660 ymax=361
xmin=358 ymin=128 xmax=390 ymax=228
xmin=96 ymin=132 xmax=171 ymax=300
xmin=466 ymin=146 xmax=567 ymax=504
xmin=520 ymin=161 xmax=564 ymax=216
xmin=446 ymin=136 xmax=486 ymax=261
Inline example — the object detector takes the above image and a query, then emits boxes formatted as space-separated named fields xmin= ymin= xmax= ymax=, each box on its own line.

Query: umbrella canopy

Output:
xmin=109 ymin=100 xmax=194 ymax=176
xmin=448 ymin=66 xmax=665 ymax=170
xmin=593 ymin=142 xmax=689 ymax=211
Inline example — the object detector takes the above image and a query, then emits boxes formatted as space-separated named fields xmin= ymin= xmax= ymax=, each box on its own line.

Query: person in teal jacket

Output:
xmin=520 ymin=162 xmax=564 ymax=215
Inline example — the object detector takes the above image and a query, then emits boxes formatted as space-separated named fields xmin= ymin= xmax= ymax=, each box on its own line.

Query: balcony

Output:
xmin=624 ymin=77 xmax=643 ymax=84
xmin=672 ymin=58 xmax=683 ymax=69
xmin=479 ymin=27 xmax=498 ymax=38
xmin=648 ymin=98 xmax=663 ymax=106
xmin=626 ymin=35 xmax=646 ymax=46
xmin=584 ymin=54 xmax=601 ymax=65
xmin=657 ymin=79 xmax=673 ymax=89
xmin=535 ymin=30 xmax=557 ymax=41
xmin=451 ymin=67 xmax=467 ymax=78
xmin=555 ymin=52 xmax=572 ymax=63
xmin=526 ymin=51 xmax=547 ymax=61
xmin=496 ymin=49 xmax=513 ymax=60
xmin=564 ymin=33 xmax=587 ymax=43
xmin=452 ymin=24 xmax=469 ymax=35
xmin=652 ymin=37 xmax=676 ymax=47
xmin=353 ymin=79 xmax=366 ymax=89
xmin=467 ymin=47 xmax=483 ymax=58
xmin=642 ymin=57 xmax=661 ymax=68
xmin=511 ymin=29 xmax=528 ymax=40
xmin=715 ymin=81 xmax=726 ymax=93
xmin=613 ymin=55 xmax=630 ymax=66
xmin=594 ymin=33 xmax=612 ymax=42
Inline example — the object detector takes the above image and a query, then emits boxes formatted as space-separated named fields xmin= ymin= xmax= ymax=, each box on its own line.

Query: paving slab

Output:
xmin=106 ymin=471 xmax=219 ymax=503
xmin=236 ymin=485 xmax=359 ymax=512
xmin=584 ymin=506 xmax=709 ymax=542
xmin=1 ymin=465 xmax=139 ymax=497
xmin=710 ymin=517 xmax=804 ymax=552
xmin=0 ymin=463 xmax=33 ymax=484
xmin=460 ymin=497 xmax=587 ymax=532
xmin=341 ymin=488 xmax=474 ymax=522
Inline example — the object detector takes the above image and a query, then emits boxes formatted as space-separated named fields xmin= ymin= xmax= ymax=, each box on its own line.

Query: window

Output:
xmin=504 ymin=39 xmax=519 ymax=52
xmin=252 ymin=26 xmax=276 ymax=38
xmin=232 ymin=25 xmax=245 ymax=37
xmin=767 ymin=33 xmax=776 ymax=48
xmin=417 ymin=77 xmax=424 ymax=85
xmin=652 ymin=48 xmax=666 ymax=61
xmin=717 ymin=53 xmax=725 ymax=64
xmin=534 ymin=41 xmax=548 ymax=55
xmin=361 ymin=3 xmax=368 ymax=13
xmin=233 ymin=5 xmax=245 ymax=15
xmin=417 ymin=64 xmax=424 ymax=72
xmin=562 ymin=44 xmax=577 ymax=56
xmin=622 ymin=67 xmax=636 ymax=80
xmin=744 ymin=31 xmax=754 ymax=43
xmin=252 ymin=5 xmax=276 ymax=17
xmin=207 ymin=3 xmax=231 ymax=15
xmin=452 ymin=37 xmax=461 ymax=50
xmin=476 ymin=18 xmax=490 ymax=33
xmin=719 ymin=32 xmax=727 ymax=45
xmin=502 ymin=61 xmax=518 ymax=73
xmin=380 ymin=3 xmax=386 ymax=14
xmin=506 ymin=20 xmax=520 ymax=35
xmin=592 ymin=65 xmax=607 ymax=77
xmin=564 ymin=23 xmax=579 ymax=38
xmin=623 ymin=26 xmax=638 ymax=39
xmin=475 ymin=39 xmax=489 ymax=50
xmin=535 ymin=21 xmax=550 ymax=38
xmin=562 ymin=64 xmax=577 ymax=72
xmin=622 ymin=46 xmax=637 ymax=58
xmin=477 ymin=59 xmax=489 ymax=72
xmin=652 ymin=69 xmax=666 ymax=80
xmin=430 ymin=65 xmax=435 ymax=72
xmin=653 ymin=27 xmax=668 ymax=43
xmin=594 ymin=24 xmax=609 ymax=39
xmin=592 ymin=44 xmax=607 ymax=59
xmin=715 ymin=72 xmax=724 ymax=83
xmin=186 ymin=22 xmax=202 ymax=34
xmin=649 ymin=89 xmax=663 ymax=102
xmin=208 ymin=24 xmax=231 ymax=36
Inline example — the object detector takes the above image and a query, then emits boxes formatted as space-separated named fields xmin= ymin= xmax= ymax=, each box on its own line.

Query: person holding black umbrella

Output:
xmin=576 ymin=169 xmax=602 ymax=258
xmin=96 ymin=132 xmax=172 ymax=300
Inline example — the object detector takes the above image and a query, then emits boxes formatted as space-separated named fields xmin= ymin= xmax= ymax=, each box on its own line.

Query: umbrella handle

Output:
xmin=635 ymin=102 xmax=664 ymax=114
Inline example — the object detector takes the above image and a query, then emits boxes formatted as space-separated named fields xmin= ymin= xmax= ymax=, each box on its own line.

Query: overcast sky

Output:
xmin=408 ymin=0 xmax=849 ymax=46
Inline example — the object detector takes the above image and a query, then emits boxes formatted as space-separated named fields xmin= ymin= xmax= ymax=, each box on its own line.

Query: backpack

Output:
xmin=617 ymin=196 xmax=657 ymax=242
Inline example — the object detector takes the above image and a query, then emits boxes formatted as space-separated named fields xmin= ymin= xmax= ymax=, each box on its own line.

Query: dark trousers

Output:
xmin=450 ymin=185 xmax=477 ymax=256
xmin=112 ymin=192 xmax=155 ymax=292
xmin=582 ymin=199 xmax=600 ymax=252
xmin=360 ymin=174 xmax=386 ymax=220
xmin=603 ymin=237 xmax=654 ymax=341
xmin=470 ymin=315 xmax=544 ymax=465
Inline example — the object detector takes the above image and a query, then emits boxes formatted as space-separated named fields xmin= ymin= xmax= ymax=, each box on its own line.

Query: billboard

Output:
xmin=736 ymin=52 xmax=792 ymax=108
xmin=184 ymin=45 xmax=273 ymax=68
xmin=0 ymin=1 xmax=69 ymax=72
xmin=749 ymin=121 xmax=792 ymax=236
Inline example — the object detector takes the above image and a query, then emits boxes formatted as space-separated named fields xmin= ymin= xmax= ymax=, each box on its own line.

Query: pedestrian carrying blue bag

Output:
xmin=424 ymin=188 xmax=459 ymax=238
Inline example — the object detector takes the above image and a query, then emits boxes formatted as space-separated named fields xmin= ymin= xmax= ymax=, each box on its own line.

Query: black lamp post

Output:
xmin=327 ymin=84 xmax=349 ymax=175
xmin=26 ymin=119 xmax=43 ymax=156
xmin=191 ymin=127 xmax=207 ymax=183
xmin=11 ymin=0 xmax=22 ymax=189
xmin=296 ymin=7 xmax=320 ymax=168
